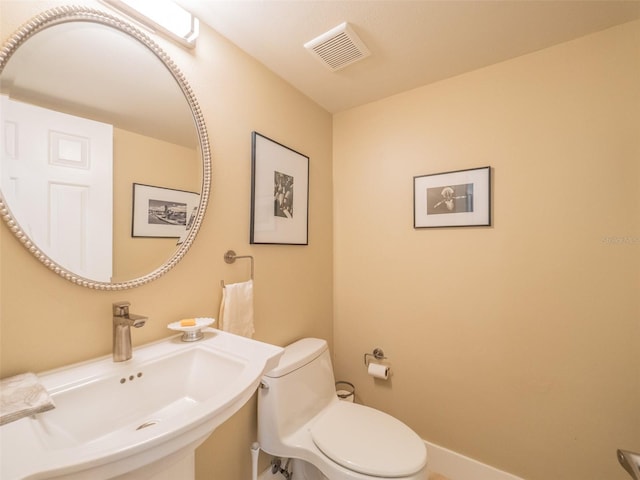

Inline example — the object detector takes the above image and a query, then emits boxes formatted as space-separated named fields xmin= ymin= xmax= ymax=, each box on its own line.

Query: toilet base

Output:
xmin=291 ymin=458 xmax=328 ymax=480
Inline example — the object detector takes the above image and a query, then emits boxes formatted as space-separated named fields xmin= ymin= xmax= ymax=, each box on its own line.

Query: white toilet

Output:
xmin=258 ymin=338 xmax=427 ymax=480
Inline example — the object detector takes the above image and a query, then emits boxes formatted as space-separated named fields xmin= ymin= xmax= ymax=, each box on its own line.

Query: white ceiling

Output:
xmin=176 ymin=0 xmax=640 ymax=113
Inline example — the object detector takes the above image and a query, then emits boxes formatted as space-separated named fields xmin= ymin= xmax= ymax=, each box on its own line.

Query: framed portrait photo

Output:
xmin=250 ymin=132 xmax=309 ymax=245
xmin=413 ymin=166 xmax=491 ymax=228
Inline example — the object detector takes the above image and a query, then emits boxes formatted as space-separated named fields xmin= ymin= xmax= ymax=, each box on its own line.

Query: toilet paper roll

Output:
xmin=367 ymin=363 xmax=389 ymax=380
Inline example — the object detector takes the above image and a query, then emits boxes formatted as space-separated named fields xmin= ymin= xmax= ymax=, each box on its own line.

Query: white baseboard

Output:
xmin=256 ymin=441 xmax=524 ymax=480
xmin=425 ymin=440 xmax=523 ymax=480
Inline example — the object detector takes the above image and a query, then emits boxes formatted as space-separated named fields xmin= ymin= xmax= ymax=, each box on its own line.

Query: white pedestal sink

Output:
xmin=0 ymin=329 xmax=283 ymax=479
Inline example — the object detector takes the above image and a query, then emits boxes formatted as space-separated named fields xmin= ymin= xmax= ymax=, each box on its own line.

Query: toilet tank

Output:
xmin=258 ymin=338 xmax=337 ymax=449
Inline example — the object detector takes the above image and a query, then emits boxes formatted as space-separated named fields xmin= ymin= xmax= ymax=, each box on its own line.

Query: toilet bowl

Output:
xmin=258 ymin=338 xmax=427 ymax=480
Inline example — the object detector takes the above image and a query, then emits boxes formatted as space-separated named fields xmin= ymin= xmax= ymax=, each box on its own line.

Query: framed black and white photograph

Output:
xmin=132 ymin=183 xmax=200 ymax=238
xmin=414 ymin=166 xmax=491 ymax=228
xmin=250 ymin=132 xmax=309 ymax=245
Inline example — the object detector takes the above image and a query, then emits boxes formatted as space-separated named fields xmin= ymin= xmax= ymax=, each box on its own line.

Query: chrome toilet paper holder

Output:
xmin=364 ymin=347 xmax=387 ymax=366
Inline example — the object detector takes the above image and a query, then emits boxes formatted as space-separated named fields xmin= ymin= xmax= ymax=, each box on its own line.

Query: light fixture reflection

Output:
xmin=103 ymin=0 xmax=199 ymax=48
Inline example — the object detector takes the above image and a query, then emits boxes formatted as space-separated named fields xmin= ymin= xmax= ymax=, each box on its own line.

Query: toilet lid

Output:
xmin=310 ymin=402 xmax=427 ymax=477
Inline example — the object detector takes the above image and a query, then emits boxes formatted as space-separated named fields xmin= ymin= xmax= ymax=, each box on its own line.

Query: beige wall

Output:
xmin=333 ymin=19 xmax=640 ymax=480
xmin=112 ymin=128 xmax=199 ymax=281
xmin=0 ymin=1 xmax=333 ymax=479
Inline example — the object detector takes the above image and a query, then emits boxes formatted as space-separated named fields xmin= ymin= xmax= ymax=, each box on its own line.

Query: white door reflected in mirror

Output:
xmin=1 ymin=95 xmax=113 ymax=282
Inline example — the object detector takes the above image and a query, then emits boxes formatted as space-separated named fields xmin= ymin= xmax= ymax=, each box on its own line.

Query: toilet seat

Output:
xmin=310 ymin=402 xmax=427 ymax=478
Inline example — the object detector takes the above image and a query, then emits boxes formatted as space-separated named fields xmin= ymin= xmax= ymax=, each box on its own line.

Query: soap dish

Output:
xmin=167 ymin=317 xmax=215 ymax=342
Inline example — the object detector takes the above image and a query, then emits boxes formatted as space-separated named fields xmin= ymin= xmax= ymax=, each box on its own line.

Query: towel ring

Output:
xmin=221 ymin=250 xmax=254 ymax=287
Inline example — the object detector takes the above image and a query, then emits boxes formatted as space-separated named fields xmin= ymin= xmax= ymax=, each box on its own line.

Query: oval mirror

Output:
xmin=0 ymin=6 xmax=211 ymax=290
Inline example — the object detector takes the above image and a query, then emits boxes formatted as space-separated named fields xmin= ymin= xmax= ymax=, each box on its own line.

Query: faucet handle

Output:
xmin=113 ymin=301 xmax=131 ymax=317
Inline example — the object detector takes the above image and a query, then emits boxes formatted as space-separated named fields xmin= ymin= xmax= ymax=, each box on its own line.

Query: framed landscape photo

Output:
xmin=250 ymin=132 xmax=309 ymax=245
xmin=132 ymin=183 xmax=200 ymax=238
xmin=413 ymin=166 xmax=491 ymax=228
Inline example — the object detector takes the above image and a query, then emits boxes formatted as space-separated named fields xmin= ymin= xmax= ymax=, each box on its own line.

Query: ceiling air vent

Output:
xmin=304 ymin=22 xmax=371 ymax=72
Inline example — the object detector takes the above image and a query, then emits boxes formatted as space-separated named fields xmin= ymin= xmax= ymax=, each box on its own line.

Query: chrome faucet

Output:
xmin=618 ymin=450 xmax=640 ymax=480
xmin=112 ymin=302 xmax=147 ymax=362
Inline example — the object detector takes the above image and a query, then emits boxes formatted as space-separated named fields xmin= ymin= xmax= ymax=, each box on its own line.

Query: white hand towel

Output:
xmin=0 ymin=372 xmax=55 ymax=425
xmin=219 ymin=279 xmax=255 ymax=338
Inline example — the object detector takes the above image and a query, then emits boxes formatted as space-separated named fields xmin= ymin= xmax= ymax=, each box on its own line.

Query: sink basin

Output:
xmin=0 ymin=329 xmax=283 ymax=479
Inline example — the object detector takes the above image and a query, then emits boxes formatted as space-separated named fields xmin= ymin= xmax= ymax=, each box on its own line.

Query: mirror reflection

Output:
xmin=0 ymin=15 xmax=205 ymax=286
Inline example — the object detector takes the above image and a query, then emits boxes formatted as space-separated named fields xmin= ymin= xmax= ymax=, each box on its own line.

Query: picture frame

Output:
xmin=132 ymin=183 xmax=200 ymax=239
xmin=414 ymin=166 xmax=491 ymax=228
xmin=250 ymin=132 xmax=309 ymax=245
